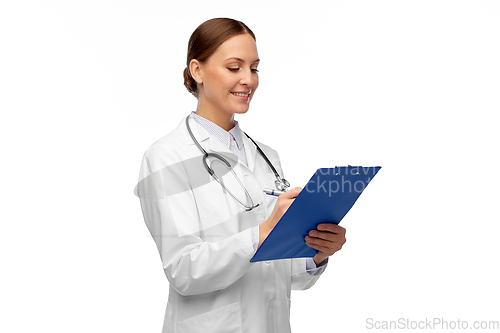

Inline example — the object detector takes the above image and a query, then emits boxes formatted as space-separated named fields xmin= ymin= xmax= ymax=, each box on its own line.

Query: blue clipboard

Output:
xmin=250 ymin=166 xmax=381 ymax=263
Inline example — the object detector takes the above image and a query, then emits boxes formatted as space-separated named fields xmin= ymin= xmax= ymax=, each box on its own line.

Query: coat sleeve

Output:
xmin=291 ymin=257 xmax=328 ymax=290
xmin=137 ymin=144 xmax=256 ymax=297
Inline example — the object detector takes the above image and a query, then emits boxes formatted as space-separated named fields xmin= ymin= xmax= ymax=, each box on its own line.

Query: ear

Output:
xmin=189 ymin=59 xmax=203 ymax=85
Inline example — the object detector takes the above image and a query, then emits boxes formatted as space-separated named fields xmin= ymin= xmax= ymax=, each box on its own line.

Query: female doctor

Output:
xmin=136 ymin=18 xmax=346 ymax=333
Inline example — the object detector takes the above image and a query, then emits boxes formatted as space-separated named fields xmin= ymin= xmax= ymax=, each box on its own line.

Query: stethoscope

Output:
xmin=186 ymin=116 xmax=290 ymax=211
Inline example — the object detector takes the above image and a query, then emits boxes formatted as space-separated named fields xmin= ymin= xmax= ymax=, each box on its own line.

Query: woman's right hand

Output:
xmin=258 ymin=187 xmax=302 ymax=248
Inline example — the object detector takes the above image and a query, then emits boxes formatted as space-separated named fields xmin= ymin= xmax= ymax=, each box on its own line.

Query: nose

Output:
xmin=239 ymin=68 xmax=254 ymax=87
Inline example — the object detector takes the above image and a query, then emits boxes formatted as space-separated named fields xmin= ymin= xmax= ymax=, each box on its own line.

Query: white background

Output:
xmin=1 ymin=0 xmax=499 ymax=332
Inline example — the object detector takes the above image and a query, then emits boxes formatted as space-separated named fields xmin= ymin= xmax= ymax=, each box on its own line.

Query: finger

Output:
xmin=281 ymin=186 xmax=302 ymax=199
xmin=308 ymin=230 xmax=342 ymax=242
xmin=317 ymin=223 xmax=345 ymax=234
xmin=305 ymin=235 xmax=338 ymax=249
xmin=305 ymin=241 xmax=321 ymax=251
xmin=308 ymin=230 xmax=333 ymax=240
xmin=305 ymin=238 xmax=343 ymax=255
xmin=305 ymin=240 xmax=341 ymax=256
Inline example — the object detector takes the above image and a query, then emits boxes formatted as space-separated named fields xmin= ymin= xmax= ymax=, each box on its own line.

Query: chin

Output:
xmin=234 ymin=109 xmax=250 ymax=116
xmin=235 ymin=108 xmax=250 ymax=114
xmin=230 ymin=104 xmax=251 ymax=115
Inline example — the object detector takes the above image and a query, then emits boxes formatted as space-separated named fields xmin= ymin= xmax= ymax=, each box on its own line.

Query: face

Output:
xmin=193 ymin=33 xmax=260 ymax=118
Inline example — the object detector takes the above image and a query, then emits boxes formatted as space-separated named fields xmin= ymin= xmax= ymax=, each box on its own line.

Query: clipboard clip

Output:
xmin=334 ymin=165 xmax=360 ymax=175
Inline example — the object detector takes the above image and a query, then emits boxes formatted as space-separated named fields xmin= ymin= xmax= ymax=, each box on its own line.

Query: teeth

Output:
xmin=232 ymin=92 xmax=250 ymax=97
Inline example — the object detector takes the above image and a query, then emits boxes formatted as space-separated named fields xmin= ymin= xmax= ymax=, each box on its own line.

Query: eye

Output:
xmin=228 ymin=68 xmax=240 ymax=72
xmin=251 ymin=68 xmax=259 ymax=73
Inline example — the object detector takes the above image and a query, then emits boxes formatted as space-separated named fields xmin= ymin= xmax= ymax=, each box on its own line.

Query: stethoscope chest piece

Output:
xmin=275 ymin=178 xmax=290 ymax=192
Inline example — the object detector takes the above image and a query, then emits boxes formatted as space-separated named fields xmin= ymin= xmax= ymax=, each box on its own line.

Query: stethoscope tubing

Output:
xmin=185 ymin=115 xmax=289 ymax=210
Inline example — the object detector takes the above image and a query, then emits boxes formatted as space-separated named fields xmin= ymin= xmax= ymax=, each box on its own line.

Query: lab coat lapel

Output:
xmin=183 ymin=115 xmax=211 ymax=148
xmin=206 ymin=135 xmax=251 ymax=195
xmin=203 ymin=123 xmax=263 ymax=208
xmin=186 ymin=117 xmax=249 ymax=189
xmin=234 ymin=130 xmax=263 ymax=209
xmin=240 ymin=131 xmax=257 ymax=173
xmin=182 ymin=115 xmax=264 ymax=212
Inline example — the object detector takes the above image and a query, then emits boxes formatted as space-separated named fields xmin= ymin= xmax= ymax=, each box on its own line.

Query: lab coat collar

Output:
xmin=176 ymin=115 xmax=264 ymax=211
xmin=180 ymin=115 xmax=258 ymax=173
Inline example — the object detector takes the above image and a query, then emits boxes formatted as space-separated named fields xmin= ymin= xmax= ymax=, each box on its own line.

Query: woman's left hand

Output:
xmin=305 ymin=223 xmax=346 ymax=266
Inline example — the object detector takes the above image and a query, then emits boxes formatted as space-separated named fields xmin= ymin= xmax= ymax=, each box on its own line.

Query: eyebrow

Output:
xmin=224 ymin=57 xmax=260 ymax=64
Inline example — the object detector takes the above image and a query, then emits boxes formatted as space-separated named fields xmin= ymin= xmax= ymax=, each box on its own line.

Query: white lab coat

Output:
xmin=137 ymin=116 xmax=327 ymax=333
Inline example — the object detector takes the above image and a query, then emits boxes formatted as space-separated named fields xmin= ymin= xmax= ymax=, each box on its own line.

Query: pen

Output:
xmin=263 ymin=188 xmax=286 ymax=197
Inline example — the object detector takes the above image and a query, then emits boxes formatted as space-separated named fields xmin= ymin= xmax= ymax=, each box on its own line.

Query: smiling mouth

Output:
xmin=231 ymin=92 xmax=250 ymax=97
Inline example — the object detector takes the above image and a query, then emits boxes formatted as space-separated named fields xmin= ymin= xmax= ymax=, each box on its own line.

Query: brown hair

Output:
xmin=183 ymin=18 xmax=256 ymax=98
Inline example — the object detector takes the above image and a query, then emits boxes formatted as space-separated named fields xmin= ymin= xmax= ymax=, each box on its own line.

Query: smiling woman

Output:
xmin=185 ymin=20 xmax=260 ymax=130
xmin=136 ymin=17 xmax=346 ymax=333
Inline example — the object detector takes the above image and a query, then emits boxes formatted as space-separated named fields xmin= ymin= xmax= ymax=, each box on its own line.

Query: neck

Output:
xmin=195 ymin=104 xmax=235 ymax=132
